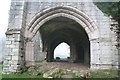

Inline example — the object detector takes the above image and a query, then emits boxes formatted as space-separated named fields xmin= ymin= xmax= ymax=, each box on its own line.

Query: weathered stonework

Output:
xmin=3 ymin=0 xmax=119 ymax=73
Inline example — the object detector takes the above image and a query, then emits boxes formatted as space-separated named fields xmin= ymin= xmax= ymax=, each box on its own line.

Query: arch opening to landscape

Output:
xmin=39 ymin=16 xmax=90 ymax=65
xmin=54 ymin=42 xmax=70 ymax=62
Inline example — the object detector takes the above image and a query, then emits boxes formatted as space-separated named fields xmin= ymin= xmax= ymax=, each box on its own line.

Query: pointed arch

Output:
xmin=26 ymin=6 xmax=99 ymax=40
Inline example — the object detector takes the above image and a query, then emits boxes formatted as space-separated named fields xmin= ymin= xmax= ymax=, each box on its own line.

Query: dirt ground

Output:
xmin=33 ymin=60 xmax=89 ymax=74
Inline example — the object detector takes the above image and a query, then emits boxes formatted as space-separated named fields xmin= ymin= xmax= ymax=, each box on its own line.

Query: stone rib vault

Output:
xmin=3 ymin=0 xmax=119 ymax=73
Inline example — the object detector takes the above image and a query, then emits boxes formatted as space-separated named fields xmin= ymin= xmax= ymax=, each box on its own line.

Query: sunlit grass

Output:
xmin=2 ymin=73 xmax=43 ymax=78
xmin=0 ymin=64 xmax=2 ymax=71
xmin=0 ymin=66 xmax=119 ymax=79
xmin=88 ymin=69 xmax=119 ymax=78
xmin=0 ymin=64 xmax=2 ymax=79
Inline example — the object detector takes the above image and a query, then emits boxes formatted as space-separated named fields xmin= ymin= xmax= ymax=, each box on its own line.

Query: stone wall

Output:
xmin=3 ymin=1 xmax=27 ymax=73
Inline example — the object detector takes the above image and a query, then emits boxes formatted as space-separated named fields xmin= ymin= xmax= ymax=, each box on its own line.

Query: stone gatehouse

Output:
xmin=3 ymin=0 xmax=119 ymax=73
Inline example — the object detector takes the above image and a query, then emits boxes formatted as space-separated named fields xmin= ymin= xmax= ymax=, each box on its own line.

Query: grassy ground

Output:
xmin=0 ymin=64 xmax=2 ymax=79
xmin=0 ymin=64 xmax=2 ymax=71
xmin=0 ymin=64 xmax=44 ymax=78
xmin=0 ymin=64 xmax=119 ymax=79
xmin=1 ymin=68 xmax=119 ymax=79
xmin=2 ymin=73 xmax=43 ymax=78
xmin=88 ymin=69 xmax=119 ymax=78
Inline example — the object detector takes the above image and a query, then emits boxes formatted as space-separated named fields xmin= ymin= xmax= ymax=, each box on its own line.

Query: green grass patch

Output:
xmin=88 ymin=69 xmax=119 ymax=78
xmin=1 ymin=68 xmax=119 ymax=79
xmin=2 ymin=72 xmax=43 ymax=78
xmin=0 ymin=64 xmax=2 ymax=70
xmin=0 ymin=64 xmax=3 ymax=79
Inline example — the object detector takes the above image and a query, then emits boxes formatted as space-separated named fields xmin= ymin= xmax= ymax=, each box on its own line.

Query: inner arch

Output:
xmin=54 ymin=42 xmax=70 ymax=60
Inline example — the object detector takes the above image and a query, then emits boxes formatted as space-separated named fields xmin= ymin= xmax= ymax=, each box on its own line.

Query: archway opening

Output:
xmin=54 ymin=42 xmax=70 ymax=62
xmin=39 ymin=16 xmax=90 ymax=65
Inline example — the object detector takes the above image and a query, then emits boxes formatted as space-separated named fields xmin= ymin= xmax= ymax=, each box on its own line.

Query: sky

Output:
xmin=54 ymin=42 xmax=70 ymax=58
xmin=0 ymin=0 xmax=11 ymax=38
xmin=0 ymin=0 xmax=11 ymax=61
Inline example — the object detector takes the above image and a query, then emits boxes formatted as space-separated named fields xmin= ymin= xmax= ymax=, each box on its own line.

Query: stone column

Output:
xmin=46 ymin=49 xmax=51 ymax=62
xmin=70 ymin=43 xmax=77 ymax=63
xmin=46 ymin=44 xmax=52 ymax=62
xmin=3 ymin=30 xmax=25 ymax=73
xmin=90 ymin=39 xmax=101 ymax=69
xmin=25 ymin=40 xmax=34 ymax=66
xmin=84 ymin=45 xmax=90 ymax=65
xmin=3 ymin=0 xmax=27 ymax=73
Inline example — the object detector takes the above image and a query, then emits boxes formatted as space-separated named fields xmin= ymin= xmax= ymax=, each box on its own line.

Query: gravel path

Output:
xmin=35 ymin=61 xmax=89 ymax=74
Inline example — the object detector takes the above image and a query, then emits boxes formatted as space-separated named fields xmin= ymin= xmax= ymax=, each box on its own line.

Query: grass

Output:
xmin=2 ymin=73 xmax=43 ymax=78
xmin=88 ymin=69 xmax=119 ymax=78
xmin=0 ymin=64 xmax=2 ymax=79
xmin=0 ymin=64 xmax=2 ymax=72
xmin=0 ymin=64 xmax=43 ymax=78
xmin=0 ymin=65 xmax=119 ymax=79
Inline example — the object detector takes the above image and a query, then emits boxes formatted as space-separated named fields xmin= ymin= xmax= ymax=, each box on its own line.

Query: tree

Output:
xmin=94 ymin=2 xmax=120 ymax=23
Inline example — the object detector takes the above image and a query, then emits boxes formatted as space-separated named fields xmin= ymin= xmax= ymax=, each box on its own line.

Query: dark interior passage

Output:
xmin=39 ymin=17 xmax=90 ymax=65
xmin=76 ymin=45 xmax=84 ymax=63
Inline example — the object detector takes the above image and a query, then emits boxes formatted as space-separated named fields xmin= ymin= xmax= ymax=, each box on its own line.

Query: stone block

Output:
xmin=6 ymin=41 xmax=12 ymax=45
xmin=101 ymin=50 xmax=112 ymax=55
xmin=9 ymin=45 xmax=14 ymax=48
xmin=90 ymin=64 xmax=100 ymax=69
xmin=3 ymin=68 xmax=9 ymax=72
xmin=5 ymin=56 xmax=12 ymax=60
xmin=8 ymin=38 xmax=14 ymax=41
xmin=9 ymin=60 xmax=18 ymax=65
xmin=3 ymin=64 xmax=11 ymax=67
xmin=12 ymin=56 xmax=19 ymax=61
xmin=10 ymin=65 xmax=18 ymax=70
xmin=100 ymin=65 xmax=112 ymax=69
xmin=6 ymin=44 xmax=10 ymax=48
xmin=13 ymin=49 xmax=19 ymax=53
xmin=9 ymin=69 xmax=17 ymax=72
xmin=4 ymin=51 xmax=12 ymax=56
xmin=3 ymin=60 xmax=9 ymax=65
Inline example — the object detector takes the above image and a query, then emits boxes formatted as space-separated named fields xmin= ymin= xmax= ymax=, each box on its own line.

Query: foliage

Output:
xmin=94 ymin=2 xmax=120 ymax=23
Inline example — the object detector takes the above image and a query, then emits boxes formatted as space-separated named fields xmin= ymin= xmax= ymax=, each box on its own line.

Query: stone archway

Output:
xmin=38 ymin=16 xmax=90 ymax=64
xmin=25 ymin=6 xmax=99 ymax=68
xmin=26 ymin=6 xmax=98 ymax=39
xmin=3 ymin=1 xmax=119 ymax=74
